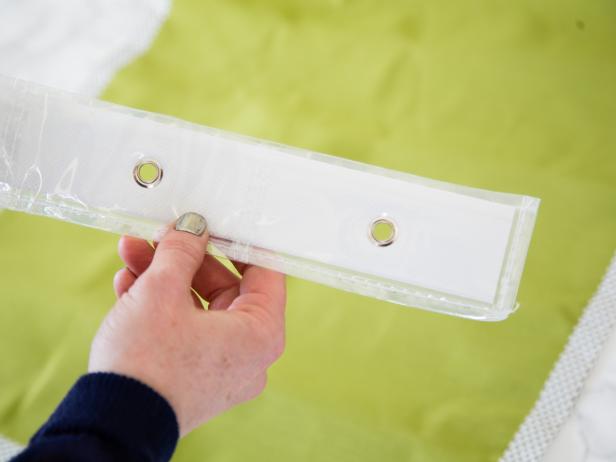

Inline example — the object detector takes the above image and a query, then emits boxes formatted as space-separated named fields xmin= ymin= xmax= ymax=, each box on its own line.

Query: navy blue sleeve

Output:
xmin=11 ymin=373 xmax=179 ymax=462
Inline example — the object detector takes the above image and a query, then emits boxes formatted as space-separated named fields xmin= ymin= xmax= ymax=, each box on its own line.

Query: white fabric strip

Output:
xmin=501 ymin=252 xmax=616 ymax=462
xmin=0 ymin=75 xmax=539 ymax=320
xmin=0 ymin=0 xmax=171 ymax=457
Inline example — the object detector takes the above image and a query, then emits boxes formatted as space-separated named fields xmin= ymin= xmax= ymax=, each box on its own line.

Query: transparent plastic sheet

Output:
xmin=0 ymin=75 xmax=539 ymax=320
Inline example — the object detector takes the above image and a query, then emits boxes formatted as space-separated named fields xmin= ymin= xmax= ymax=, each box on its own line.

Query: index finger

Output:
xmin=238 ymin=265 xmax=286 ymax=315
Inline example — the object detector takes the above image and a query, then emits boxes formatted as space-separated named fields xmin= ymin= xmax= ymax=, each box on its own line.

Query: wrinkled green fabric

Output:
xmin=1 ymin=1 xmax=616 ymax=461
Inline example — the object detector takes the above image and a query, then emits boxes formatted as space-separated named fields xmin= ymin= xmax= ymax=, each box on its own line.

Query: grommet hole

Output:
xmin=370 ymin=218 xmax=397 ymax=247
xmin=133 ymin=160 xmax=163 ymax=188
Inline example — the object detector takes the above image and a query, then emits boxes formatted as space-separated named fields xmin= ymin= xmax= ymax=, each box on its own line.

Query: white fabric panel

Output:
xmin=501 ymin=253 xmax=616 ymax=462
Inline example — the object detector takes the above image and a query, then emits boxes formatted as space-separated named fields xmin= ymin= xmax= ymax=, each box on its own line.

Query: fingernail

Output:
xmin=175 ymin=212 xmax=208 ymax=236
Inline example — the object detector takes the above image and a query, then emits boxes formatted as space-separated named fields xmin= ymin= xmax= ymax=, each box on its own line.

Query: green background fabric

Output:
xmin=1 ymin=0 xmax=616 ymax=460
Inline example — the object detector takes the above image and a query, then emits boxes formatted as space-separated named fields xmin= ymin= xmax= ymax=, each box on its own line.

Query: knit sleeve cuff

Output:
xmin=33 ymin=372 xmax=179 ymax=461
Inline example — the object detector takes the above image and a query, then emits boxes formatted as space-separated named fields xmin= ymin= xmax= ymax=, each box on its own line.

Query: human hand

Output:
xmin=88 ymin=213 xmax=286 ymax=436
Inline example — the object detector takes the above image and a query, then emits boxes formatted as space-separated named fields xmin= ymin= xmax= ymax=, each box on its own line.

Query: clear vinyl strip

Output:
xmin=0 ymin=75 xmax=539 ymax=320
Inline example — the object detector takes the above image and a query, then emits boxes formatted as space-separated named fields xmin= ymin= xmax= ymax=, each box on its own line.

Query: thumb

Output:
xmin=147 ymin=212 xmax=209 ymax=287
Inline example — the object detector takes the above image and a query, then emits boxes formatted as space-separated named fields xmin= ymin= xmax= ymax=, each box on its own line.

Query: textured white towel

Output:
xmin=0 ymin=0 xmax=170 ymax=94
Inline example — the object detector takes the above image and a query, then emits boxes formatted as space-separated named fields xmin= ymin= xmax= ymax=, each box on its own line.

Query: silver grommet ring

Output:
xmin=369 ymin=217 xmax=397 ymax=247
xmin=133 ymin=160 xmax=163 ymax=188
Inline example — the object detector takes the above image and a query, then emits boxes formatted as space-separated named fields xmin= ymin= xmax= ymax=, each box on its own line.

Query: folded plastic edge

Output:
xmin=0 ymin=188 xmax=539 ymax=321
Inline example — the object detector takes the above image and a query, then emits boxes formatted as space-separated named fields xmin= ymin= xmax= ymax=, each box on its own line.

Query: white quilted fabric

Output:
xmin=501 ymin=253 xmax=616 ymax=462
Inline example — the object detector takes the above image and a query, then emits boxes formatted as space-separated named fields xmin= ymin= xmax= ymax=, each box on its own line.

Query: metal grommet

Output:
xmin=133 ymin=159 xmax=163 ymax=188
xmin=369 ymin=217 xmax=397 ymax=247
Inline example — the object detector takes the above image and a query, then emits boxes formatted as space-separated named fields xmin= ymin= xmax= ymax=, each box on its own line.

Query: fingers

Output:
xmin=231 ymin=266 xmax=286 ymax=321
xmin=192 ymin=254 xmax=239 ymax=306
xmin=131 ymin=213 xmax=285 ymax=321
xmin=207 ymin=284 xmax=239 ymax=310
xmin=146 ymin=213 xmax=209 ymax=288
xmin=113 ymin=268 xmax=137 ymax=298
xmin=240 ymin=266 xmax=286 ymax=311
xmin=119 ymin=229 xmax=240 ymax=309
xmin=118 ymin=236 xmax=154 ymax=276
